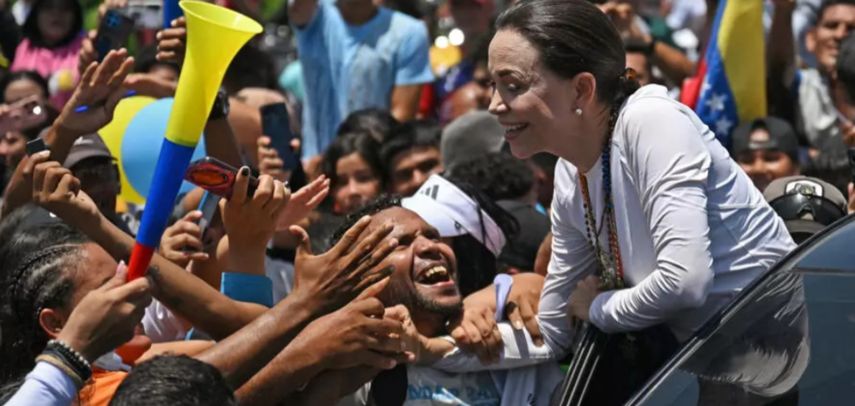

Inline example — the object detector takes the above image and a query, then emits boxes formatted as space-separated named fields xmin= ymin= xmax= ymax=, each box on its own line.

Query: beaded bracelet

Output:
xmin=35 ymin=353 xmax=85 ymax=388
xmin=45 ymin=339 xmax=92 ymax=382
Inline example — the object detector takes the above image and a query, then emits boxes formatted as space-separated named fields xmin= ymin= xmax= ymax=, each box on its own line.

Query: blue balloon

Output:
xmin=121 ymin=98 xmax=206 ymax=200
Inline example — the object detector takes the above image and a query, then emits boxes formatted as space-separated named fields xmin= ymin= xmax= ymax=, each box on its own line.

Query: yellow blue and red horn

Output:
xmin=127 ymin=1 xmax=261 ymax=280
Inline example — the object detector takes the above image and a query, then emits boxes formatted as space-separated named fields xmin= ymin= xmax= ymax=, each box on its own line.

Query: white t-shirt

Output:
xmin=340 ymin=366 xmax=499 ymax=406
xmin=545 ymin=85 xmax=796 ymax=345
xmin=342 ymin=324 xmax=563 ymax=406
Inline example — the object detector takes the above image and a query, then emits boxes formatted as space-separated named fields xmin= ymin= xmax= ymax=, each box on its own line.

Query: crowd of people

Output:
xmin=0 ymin=0 xmax=853 ymax=404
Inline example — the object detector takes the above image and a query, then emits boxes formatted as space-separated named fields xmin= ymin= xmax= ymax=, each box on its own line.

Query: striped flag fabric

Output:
xmin=691 ymin=0 xmax=767 ymax=148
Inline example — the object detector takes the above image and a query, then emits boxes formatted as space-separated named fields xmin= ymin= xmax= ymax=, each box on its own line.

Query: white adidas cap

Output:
xmin=402 ymin=174 xmax=506 ymax=257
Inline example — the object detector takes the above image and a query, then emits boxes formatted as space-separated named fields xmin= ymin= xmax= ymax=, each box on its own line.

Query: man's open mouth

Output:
xmin=415 ymin=265 xmax=452 ymax=285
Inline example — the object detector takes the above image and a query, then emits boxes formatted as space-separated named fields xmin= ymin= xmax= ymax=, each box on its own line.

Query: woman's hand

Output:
xmin=221 ymin=167 xmax=290 ymax=273
xmin=156 ymin=17 xmax=186 ymax=64
xmin=449 ymin=306 xmax=502 ymax=364
xmin=452 ymin=272 xmax=546 ymax=356
xmin=57 ymin=262 xmax=153 ymax=363
xmin=567 ymin=275 xmax=602 ymax=322
xmin=57 ymin=50 xmax=134 ymax=136
xmin=24 ymin=151 xmax=99 ymax=225
xmin=505 ymin=273 xmax=545 ymax=345
xmin=289 ymin=215 xmax=399 ymax=313
xmin=276 ymin=175 xmax=330 ymax=231
xmin=159 ymin=210 xmax=210 ymax=268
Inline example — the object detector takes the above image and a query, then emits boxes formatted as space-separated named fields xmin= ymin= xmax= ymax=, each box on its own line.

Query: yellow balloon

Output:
xmin=98 ymin=95 xmax=156 ymax=205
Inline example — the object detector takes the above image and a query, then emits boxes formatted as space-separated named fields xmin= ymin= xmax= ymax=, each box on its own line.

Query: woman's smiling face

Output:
xmin=487 ymin=29 xmax=578 ymax=159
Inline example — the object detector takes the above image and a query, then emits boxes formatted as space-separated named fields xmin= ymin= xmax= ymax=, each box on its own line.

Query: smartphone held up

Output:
xmin=185 ymin=156 xmax=259 ymax=199
xmin=260 ymin=102 xmax=308 ymax=189
xmin=95 ymin=9 xmax=136 ymax=61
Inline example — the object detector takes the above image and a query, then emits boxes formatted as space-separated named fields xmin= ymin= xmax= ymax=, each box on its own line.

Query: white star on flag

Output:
xmin=705 ymin=93 xmax=727 ymax=112
xmin=715 ymin=116 xmax=734 ymax=134
xmin=701 ymin=80 xmax=711 ymax=95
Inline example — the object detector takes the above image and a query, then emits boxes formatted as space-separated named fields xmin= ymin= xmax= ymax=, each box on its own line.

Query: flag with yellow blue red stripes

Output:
xmin=694 ymin=0 xmax=767 ymax=148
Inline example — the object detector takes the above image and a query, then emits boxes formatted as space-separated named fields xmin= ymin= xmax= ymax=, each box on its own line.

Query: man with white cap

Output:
xmin=401 ymin=173 xmax=514 ymax=296
xmin=324 ymin=195 xmax=561 ymax=406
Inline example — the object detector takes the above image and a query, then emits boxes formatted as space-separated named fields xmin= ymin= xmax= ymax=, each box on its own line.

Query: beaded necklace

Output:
xmin=578 ymin=109 xmax=625 ymax=290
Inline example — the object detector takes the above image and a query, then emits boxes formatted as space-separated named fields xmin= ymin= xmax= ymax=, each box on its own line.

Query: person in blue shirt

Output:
xmin=289 ymin=0 xmax=434 ymax=159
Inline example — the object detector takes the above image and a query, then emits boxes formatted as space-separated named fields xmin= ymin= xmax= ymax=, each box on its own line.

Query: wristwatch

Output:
xmin=208 ymin=88 xmax=230 ymax=122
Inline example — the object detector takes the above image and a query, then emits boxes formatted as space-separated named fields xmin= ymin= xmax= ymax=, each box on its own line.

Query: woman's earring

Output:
xmin=574 ymin=108 xmax=583 ymax=116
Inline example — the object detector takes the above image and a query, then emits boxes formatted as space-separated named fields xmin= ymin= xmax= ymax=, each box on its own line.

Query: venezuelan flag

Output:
xmin=690 ymin=0 xmax=766 ymax=148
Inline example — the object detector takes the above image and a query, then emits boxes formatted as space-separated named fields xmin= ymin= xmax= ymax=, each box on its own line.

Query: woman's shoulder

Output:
xmin=620 ymin=85 xmax=685 ymax=120
xmin=615 ymin=85 xmax=707 ymax=144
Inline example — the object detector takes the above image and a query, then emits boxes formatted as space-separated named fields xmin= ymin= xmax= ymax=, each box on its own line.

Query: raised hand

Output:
xmin=57 ymin=49 xmax=134 ymax=136
xmin=221 ymin=167 xmax=290 ymax=248
xmin=160 ymin=210 xmax=210 ymax=268
xmin=257 ymin=135 xmax=289 ymax=183
xmin=276 ymin=175 xmax=330 ymax=231
xmin=288 ymin=278 xmax=411 ymax=371
xmin=598 ymin=1 xmax=649 ymax=43
xmin=220 ymin=167 xmax=290 ymax=273
xmin=289 ymin=215 xmax=400 ymax=313
xmin=57 ymin=261 xmax=153 ymax=363
xmin=23 ymin=150 xmax=99 ymax=224
xmin=156 ymin=17 xmax=186 ymax=64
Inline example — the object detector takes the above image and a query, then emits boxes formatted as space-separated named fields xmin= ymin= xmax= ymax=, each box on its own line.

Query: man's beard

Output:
xmin=409 ymin=289 xmax=463 ymax=319
xmin=382 ymin=277 xmax=463 ymax=320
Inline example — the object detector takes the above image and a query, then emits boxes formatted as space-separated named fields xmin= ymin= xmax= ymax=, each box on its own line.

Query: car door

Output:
xmin=627 ymin=214 xmax=855 ymax=406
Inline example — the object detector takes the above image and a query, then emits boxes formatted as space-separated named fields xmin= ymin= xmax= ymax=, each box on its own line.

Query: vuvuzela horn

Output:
xmin=128 ymin=1 xmax=262 ymax=280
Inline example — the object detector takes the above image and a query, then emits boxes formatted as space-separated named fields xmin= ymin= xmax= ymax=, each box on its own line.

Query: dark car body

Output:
xmin=618 ymin=214 xmax=855 ymax=405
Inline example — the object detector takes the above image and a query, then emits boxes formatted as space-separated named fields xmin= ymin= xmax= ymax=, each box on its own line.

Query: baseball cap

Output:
xmin=763 ymin=176 xmax=847 ymax=240
xmin=440 ymin=110 xmax=505 ymax=171
xmin=63 ymin=133 xmax=114 ymax=169
xmin=731 ymin=117 xmax=799 ymax=161
xmin=402 ymin=174 xmax=506 ymax=257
